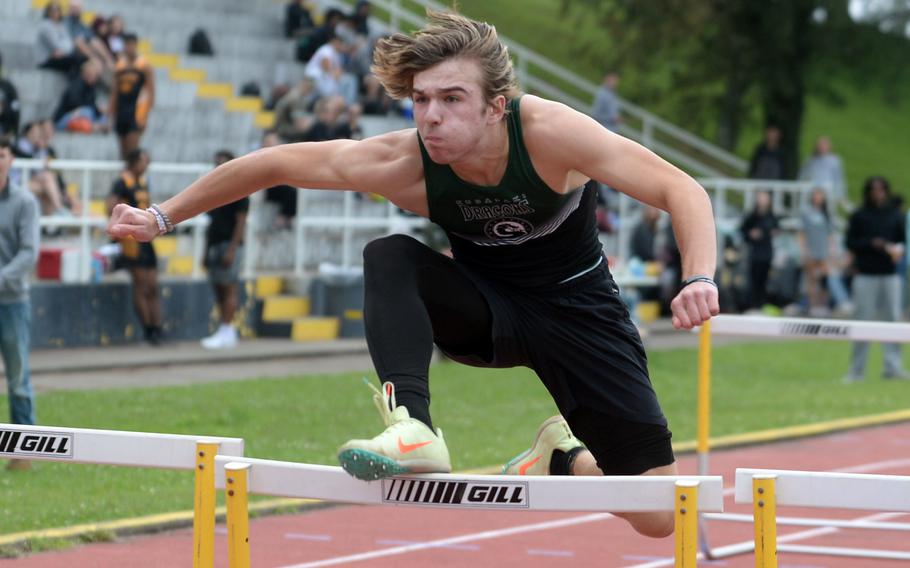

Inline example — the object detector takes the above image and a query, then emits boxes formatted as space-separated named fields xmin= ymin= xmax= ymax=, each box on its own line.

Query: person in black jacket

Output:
xmin=740 ymin=191 xmax=778 ymax=310
xmin=0 ymin=51 xmax=21 ymax=137
xmin=53 ymin=60 xmax=107 ymax=132
xmin=844 ymin=176 xmax=908 ymax=382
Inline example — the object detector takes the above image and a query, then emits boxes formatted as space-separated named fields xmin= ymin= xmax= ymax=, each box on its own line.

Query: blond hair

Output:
xmin=372 ymin=10 xmax=519 ymax=104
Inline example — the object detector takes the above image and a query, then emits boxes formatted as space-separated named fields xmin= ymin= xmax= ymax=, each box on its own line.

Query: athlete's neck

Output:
xmin=448 ymin=120 xmax=509 ymax=187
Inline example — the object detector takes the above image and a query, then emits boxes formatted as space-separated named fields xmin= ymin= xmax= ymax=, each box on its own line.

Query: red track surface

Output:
xmin=5 ymin=422 xmax=910 ymax=568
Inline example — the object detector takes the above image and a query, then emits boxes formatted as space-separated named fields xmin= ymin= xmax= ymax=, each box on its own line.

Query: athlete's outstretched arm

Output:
xmin=108 ymin=130 xmax=422 ymax=242
xmin=522 ymin=96 xmax=719 ymax=329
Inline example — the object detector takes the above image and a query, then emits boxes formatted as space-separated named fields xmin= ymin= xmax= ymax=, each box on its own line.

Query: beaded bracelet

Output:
xmin=147 ymin=207 xmax=166 ymax=235
xmin=681 ymin=275 xmax=717 ymax=289
xmin=147 ymin=204 xmax=175 ymax=234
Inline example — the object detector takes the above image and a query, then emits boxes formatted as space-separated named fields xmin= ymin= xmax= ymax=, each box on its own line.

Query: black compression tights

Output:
xmin=363 ymin=235 xmax=494 ymax=429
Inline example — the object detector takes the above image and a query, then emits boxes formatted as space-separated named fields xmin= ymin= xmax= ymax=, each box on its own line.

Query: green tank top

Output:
xmin=420 ymin=97 xmax=581 ymax=244
xmin=418 ymin=96 xmax=603 ymax=287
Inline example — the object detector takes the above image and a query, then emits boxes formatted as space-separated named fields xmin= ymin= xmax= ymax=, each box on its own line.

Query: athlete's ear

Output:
xmin=486 ymin=95 xmax=507 ymax=124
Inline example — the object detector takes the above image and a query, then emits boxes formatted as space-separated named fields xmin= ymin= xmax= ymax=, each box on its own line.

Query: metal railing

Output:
xmin=15 ymin=158 xmax=212 ymax=282
xmin=613 ymin=179 xmax=823 ymax=263
xmin=341 ymin=0 xmax=748 ymax=177
xmin=15 ymin=157 xmax=825 ymax=284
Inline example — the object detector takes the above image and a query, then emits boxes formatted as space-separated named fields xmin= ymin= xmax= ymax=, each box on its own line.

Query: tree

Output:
xmin=561 ymin=0 xmax=886 ymax=179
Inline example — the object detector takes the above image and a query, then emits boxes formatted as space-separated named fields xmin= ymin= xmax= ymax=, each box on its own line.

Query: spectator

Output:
xmin=627 ymin=205 xmax=664 ymax=334
xmin=350 ymin=0 xmax=372 ymax=37
xmin=13 ymin=122 xmax=71 ymax=216
xmin=201 ymin=150 xmax=249 ymax=350
xmin=53 ymin=59 xmax=108 ymax=133
xmin=748 ymin=124 xmax=785 ymax=180
xmin=296 ymin=8 xmax=345 ymax=63
xmin=285 ymin=0 xmax=314 ymax=39
xmin=361 ymin=73 xmax=391 ymax=115
xmin=740 ymin=191 xmax=779 ymax=311
xmin=261 ymin=131 xmax=297 ymax=228
xmin=0 ymin=51 xmax=21 ymax=137
xmin=799 ymin=136 xmax=848 ymax=212
xmin=106 ymin=14 xmax=126 ymax=56
xmin=304 ymin=33 xmax=359 ymax=105
xmin=592 ymin=71 xmax=622 ymax=132
xmin=36 ymin=1 xmax=86 ymax=76
xmin=91 ymin=16 xmax=114 ymax=58
xmin=631 ymin=205 xmax=661 ymax=263
xmin=110 ymin=33 xmax=155 ymax=159
xmin=799 ymin=187 xmax=850 ymax=316
xmin=304 ymin=96 xmax=358 ymax=142
xmin=844 ymin=176 xmax=908 ymax=382
xmin=107 ymin=148 xmax=163 ymax=345
xmin=66 ymin=0 xmax=115 ymax=74
xmin=0 ymin=136 xmax=40 ymax=471
xmin=273 ymin=77 xmax=318 ymax=142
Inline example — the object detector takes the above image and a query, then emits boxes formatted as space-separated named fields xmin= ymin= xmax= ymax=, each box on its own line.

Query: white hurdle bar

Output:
xmin=214 ymin=456 xmax=724 ymax=567
xmin=735 ymin=468 xmax=910 ymax=511
xmin=0 ymin=423 xmax=244 ymax=568
xmin=694 ymin=315 xmax=910 ymax=561
xmin=0 ymin=423 xmax=243 ymax=468
xmin=732 ymin=468 xmax=910 ymax=565
xmin=706 ymin=314 xmax=910 ymax=343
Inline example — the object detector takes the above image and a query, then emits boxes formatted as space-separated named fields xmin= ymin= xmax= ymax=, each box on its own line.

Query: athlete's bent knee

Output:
xmin=362 ymin=234 xmax=422 ymax=266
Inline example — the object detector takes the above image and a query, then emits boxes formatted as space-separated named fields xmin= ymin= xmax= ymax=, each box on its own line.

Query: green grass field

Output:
xmin=2 ymin=340 xmax=909 ymax=537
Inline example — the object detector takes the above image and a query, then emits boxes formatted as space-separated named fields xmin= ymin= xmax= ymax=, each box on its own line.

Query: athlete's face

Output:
xmin=412 ymin=59 xmax=504 ymax=164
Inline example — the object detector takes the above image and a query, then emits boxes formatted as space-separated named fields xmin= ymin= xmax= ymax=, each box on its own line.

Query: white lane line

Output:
xmin=834 ymin=457 xmax=910 ymax=474
xmin=285 ymin=533 xmax=332 ymax=541
xmin=526 ymin=548 xmax=574 ymax=557
xmin=374 ymin=538 xmax=480 ymax=551
xmin=277 ymin=513 xmax=613 ymax=568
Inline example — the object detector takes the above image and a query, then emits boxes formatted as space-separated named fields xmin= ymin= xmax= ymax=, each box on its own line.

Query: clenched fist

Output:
xmin=670 ymin=281 xmax=720 ymax=329
xmin=108 ymin=203 xmax=158 ymax=242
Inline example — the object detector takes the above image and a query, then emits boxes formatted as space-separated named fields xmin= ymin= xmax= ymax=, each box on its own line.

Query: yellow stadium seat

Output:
xmin=254 ymin=111 xmax=276 ymax=129
xmin=636 ymin=301 xmax=661 ymax=323
xmin=166 ymin=256 xmax=195 ymax=276
xmin=225 ymin=97 xmax=263 ymax=113
xmin=262 ymin=295 xmax=310 ymax=321
xmin=291 ymin=317 xmax=340 ymax=341
xmin=255 ymin=276 xmax=283 ymax=299
xmin=196 ymin=83 xmax=233 ymax=99
xmin=89 ymin=199 xmax=107 ymax=218
xmin=152 ymin=236 xmax=178 ymax=256
xmin=170 ymin=68 xmax=206 ymax=83
xmin=145 ymin=53 xmax=179 ymax=69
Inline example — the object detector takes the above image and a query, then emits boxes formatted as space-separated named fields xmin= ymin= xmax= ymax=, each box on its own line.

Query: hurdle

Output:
xmin=730 ymin=468 xmax=910 ymax=565
xmin=693 ymin=315 xmax=910 ymax=560
xmin=213 ymin=456 xmax=724 ymax=567
xmin=0 ymin=423 xmax=244 ymax=568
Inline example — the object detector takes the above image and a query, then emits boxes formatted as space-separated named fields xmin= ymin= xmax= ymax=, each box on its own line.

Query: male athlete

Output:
xmin=109 ymin=11 xmax=719 ymax=537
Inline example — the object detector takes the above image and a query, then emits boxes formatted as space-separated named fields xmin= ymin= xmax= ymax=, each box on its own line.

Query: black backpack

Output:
xmin=188 ymin=28 xmax=214 ymax=56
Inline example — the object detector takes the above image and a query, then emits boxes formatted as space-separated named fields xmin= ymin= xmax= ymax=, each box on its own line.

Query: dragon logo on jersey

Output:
xmin=484 ymin=217 xmax=534 ymax=240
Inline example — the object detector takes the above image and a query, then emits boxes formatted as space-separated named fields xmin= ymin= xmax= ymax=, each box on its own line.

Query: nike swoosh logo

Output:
xmin=398 ymin=437 xmax=433 ymax=454
xmin=518 ymin=456 xmax=542 ymax=475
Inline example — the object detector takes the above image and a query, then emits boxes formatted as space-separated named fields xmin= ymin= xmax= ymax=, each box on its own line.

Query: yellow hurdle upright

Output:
xmin=675 ymin=480 xmax=699 ymax=567
xmin=752 ymin=475 xmax=778 ymax=568
xmin=193 ymin=441 xmax=219 ymax=568
xmin=225 ymin=462 xmax=252 ymax=568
